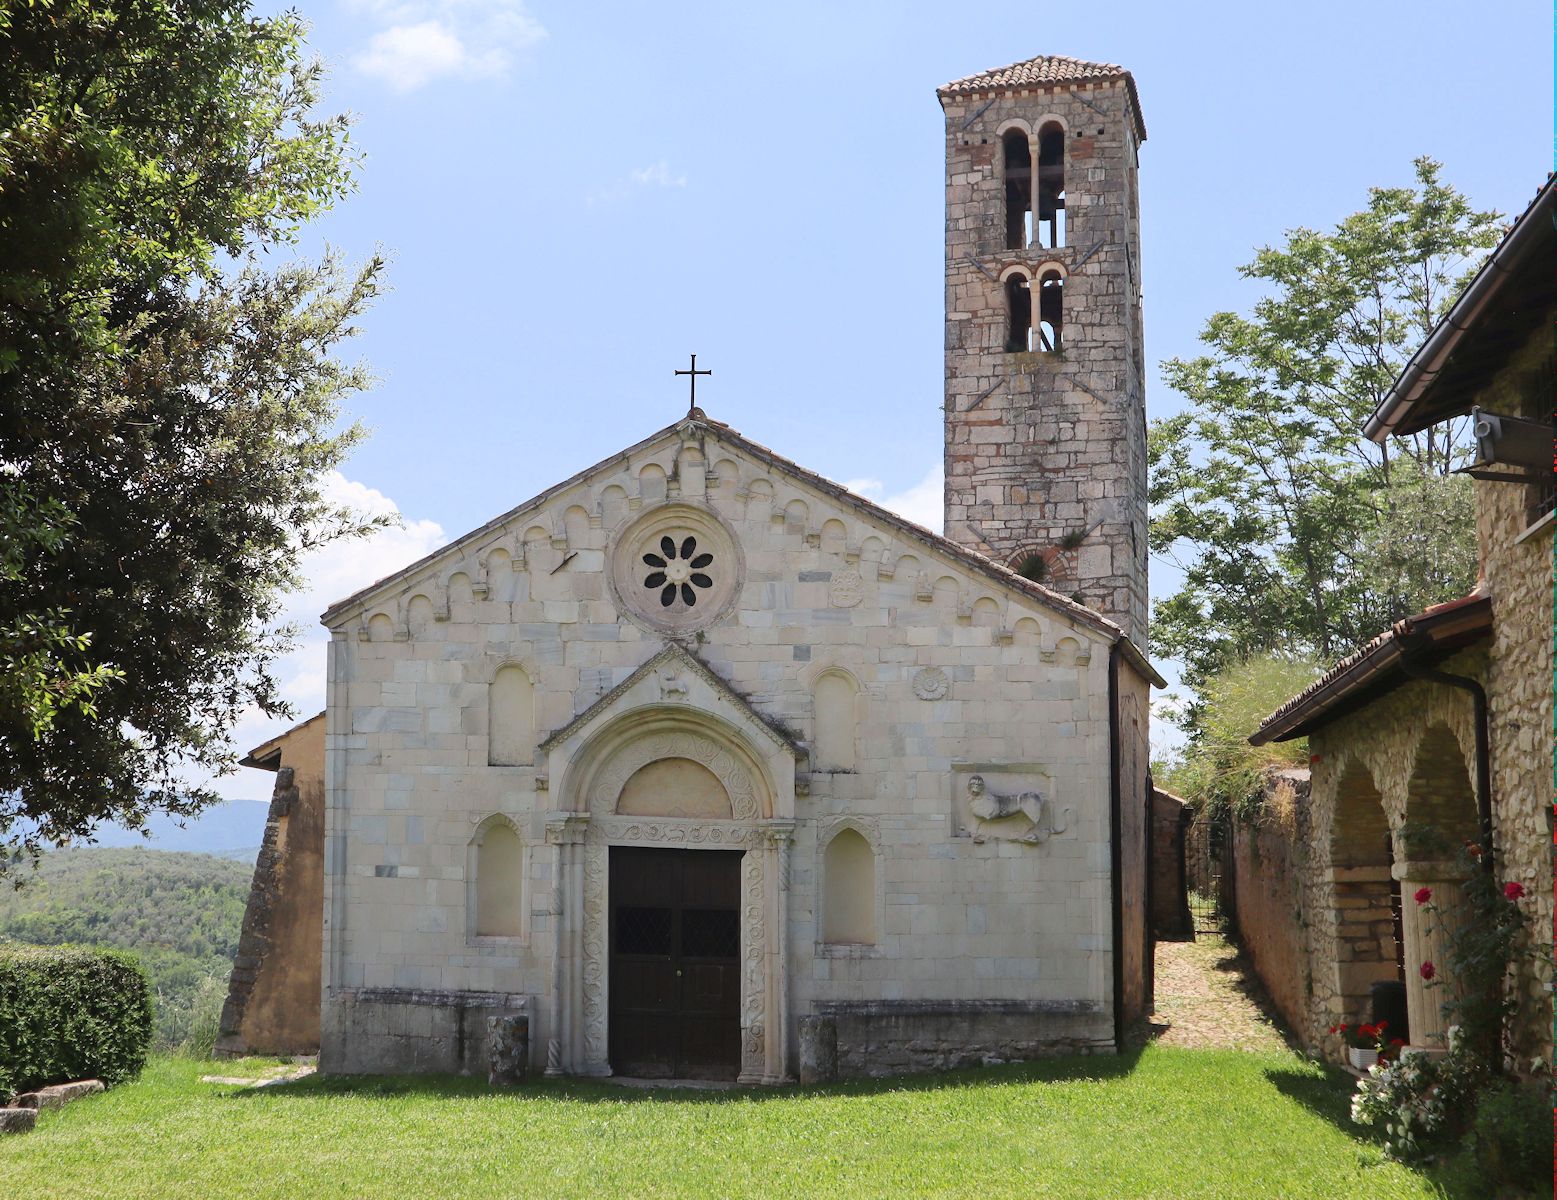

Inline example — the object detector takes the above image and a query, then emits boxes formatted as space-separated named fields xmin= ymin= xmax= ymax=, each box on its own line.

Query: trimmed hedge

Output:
xmin=0 ymin=946 xmax=154 ymax=1102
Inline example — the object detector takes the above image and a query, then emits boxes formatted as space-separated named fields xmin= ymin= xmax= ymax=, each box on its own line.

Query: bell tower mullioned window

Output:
xmin=938 ymin=55 xmax=1149 ymax=643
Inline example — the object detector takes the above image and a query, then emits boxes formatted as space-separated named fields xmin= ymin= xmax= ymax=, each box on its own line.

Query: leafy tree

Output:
xmin=0 ymin=0 xmax=386 ymax=869
xmin=1151 ymin=159 xmax=1501 ymax=709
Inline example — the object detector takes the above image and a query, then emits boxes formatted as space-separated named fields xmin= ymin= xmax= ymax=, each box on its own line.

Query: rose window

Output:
xmin=642 ymin=535 xmax=714 ymax=608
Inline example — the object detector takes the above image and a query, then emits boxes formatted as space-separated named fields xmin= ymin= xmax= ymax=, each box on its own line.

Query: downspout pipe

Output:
xmin=1108 ymin=643 xmax=1125 ymax=1051
xmin=1398 ymin=637 xmax=1494 ymax=875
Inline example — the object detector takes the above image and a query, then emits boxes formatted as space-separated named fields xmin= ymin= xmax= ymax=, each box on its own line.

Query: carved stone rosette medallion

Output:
xmin=912 ymin=667 xmax=950 ymax=700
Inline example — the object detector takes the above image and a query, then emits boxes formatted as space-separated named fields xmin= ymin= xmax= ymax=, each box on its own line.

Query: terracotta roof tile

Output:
xmin=937 ymin=54 xmax=1146 ymax=142
xmin=939 ymin=54 xmax=1125 ymax=94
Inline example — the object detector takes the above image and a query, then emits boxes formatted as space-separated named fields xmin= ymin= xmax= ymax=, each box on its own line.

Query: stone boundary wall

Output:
xmin=1225 ymin=772 xmax=1312 ymax=1041
xmin=1149 ymin=788 xmax=1189 ymax=939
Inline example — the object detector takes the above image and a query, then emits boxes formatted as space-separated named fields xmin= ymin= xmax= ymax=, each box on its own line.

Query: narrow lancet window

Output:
xmin=1005 ymin=273 xmax=1032 ymax=353
xmin=1036 ymin=123 xmax=1065 ymax=249
xmin=1037 ymin=270 xmax=1064 ymax=352
xmin=1002 ymin=130 xmax=1032 ymax=251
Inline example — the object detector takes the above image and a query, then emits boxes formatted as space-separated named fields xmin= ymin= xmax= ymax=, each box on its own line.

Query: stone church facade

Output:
xmin=221 ymin=55 xmax=1162 ymax=1082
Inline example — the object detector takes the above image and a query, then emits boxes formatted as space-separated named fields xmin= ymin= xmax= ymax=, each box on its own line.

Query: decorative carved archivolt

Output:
xmin=586 ymin=819 xmax=749 ymax=847
xmin=587 ymin=730 xmax=761 ymax=820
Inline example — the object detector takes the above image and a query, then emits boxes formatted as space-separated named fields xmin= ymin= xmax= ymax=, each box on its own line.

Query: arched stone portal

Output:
xmin=1324 ymin=759 xmax=1401 ymax=1026
xmin=1396 ymin=723 xmax=1480 ymax=1049
xmin=545 ymin=705 xmax=795 ymax=1084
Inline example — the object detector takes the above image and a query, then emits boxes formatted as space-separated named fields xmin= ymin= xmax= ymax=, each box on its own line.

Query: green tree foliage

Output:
xmin=1150 ymin=159 xmax=1501 ymax=707
xmin=0 ymin=0 xmax=387 ymax=868
xmin=0 ymin=847 xmax=251 ymax=1047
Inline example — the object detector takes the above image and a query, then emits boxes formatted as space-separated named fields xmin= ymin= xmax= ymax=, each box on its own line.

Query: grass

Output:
xmin=0 ymin=1045 xmax=1495 ymax=1199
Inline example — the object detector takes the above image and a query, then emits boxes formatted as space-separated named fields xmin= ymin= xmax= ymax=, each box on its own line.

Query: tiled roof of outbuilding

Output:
xmin=937 ymin=54 xmax=1147 ymax=141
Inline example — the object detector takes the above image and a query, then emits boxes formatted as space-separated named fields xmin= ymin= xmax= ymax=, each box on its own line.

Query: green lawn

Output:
xmin=2 ymin=1046 xmax=1485 ymax=1199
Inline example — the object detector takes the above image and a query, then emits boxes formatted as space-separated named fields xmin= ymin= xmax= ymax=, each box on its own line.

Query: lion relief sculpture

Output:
xmin=965 ymin=774 xmax=1069 ymax=845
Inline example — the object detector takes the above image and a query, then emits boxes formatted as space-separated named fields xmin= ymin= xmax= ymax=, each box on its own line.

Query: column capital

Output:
xmin=544 ymin=812 xmax=589 ymax=845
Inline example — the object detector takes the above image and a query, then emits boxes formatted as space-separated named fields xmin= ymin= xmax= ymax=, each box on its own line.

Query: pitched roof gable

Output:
xmin=537 ymin=642 xmax=801 ymax=756
xmin=318 ymin=412 xmax=1164 ymax=685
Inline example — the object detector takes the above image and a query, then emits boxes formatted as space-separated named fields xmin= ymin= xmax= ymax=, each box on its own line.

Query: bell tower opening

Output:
xmin=1002 ymin=130 xmax=1033 ymax=250
xmin=938 ymin=54 xmax=1149 ymax=643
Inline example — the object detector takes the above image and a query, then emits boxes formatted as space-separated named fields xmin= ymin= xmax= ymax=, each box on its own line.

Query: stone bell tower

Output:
xmin=938 ymin=55 xmax=1148 ymax=643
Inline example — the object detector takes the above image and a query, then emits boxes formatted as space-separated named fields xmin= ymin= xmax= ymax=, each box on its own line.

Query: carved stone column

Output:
xmin=1395 ymin=859 xmax=1469 ymax=1050
xmin=578 ymin=834 xmax=611 ymax=1075
xmin=737 ymin=838 xmax=767 ymax=1085
xmin=762 ymin=820 xmax=795 ymax=1084
xmin=544 ymin=813 xmax=590 ymax=1074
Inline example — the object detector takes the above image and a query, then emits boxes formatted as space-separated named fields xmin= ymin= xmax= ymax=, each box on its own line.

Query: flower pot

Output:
xmin=1347 ymin=1047 xmax=1379 ymax=1070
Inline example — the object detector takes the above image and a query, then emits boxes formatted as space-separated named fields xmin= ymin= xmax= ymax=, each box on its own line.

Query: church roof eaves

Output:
xmin=320 ymin=417 xmax=693 ymax=625
xmin=536 ymin=642 xmax=803 ymax=756
xmin=318 ymin=413 xmax=1165 ymax=688
xmin=937 ymin=54 xmax=1146 ymax=142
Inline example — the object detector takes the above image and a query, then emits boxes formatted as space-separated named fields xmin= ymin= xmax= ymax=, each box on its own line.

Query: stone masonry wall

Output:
xmin=1236 ymin=637 xmax=1552 ymax=1070
xmin=1472 ymin=319 xmax=1554 ymax=1067
xmin=940 ymin=77 xmax=1148 ymax=643
xmin=217 ymin=716 xmax=326 ymax=1057
xmin=1148 ymin=788 xmax=1189 ymax=939
xmin=1226 ymin=771 xmax=1311 ymax=1041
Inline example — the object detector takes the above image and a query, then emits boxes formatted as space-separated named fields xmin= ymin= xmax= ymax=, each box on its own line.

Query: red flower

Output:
xmin=1390 ymin=1038 xmax=1405 ymax=1047
xmin=1503 ymin=881 xmax=1526 ymax=901
xmin=1413 ymin=886 xmax=1432 ymax=904
xmin=1419 ymin=961 xmax=1436 ymax=981
xmin=1376 ymin=1020 xmax=1387 ymax=1032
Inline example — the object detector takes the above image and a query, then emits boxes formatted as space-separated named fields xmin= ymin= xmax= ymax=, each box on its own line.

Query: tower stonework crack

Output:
xmin=938 ymin=55 xmax=1149 ymax=644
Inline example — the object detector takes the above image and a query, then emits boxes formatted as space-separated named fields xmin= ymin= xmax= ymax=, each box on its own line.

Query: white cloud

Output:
xmin=208 ymin=471 xmax=447 ymax=800
xmin=350 ymin=0 xmax=545 ymax=91
xmin=845 ymin=464 xmax=944 ymax=534
xmin=629 ymin=161 xmax=687 ymax=189
xmin=588 ymin=160 xmax=690 ymax=207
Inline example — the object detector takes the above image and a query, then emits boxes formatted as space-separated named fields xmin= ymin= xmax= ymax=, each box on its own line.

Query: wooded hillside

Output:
xmin=0 ymin=848 xmax=251 ymax=1049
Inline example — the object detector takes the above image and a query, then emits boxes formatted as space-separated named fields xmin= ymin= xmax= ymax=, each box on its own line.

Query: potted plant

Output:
xmin=1330 ymin=1020 xmax=1390 ymax=1069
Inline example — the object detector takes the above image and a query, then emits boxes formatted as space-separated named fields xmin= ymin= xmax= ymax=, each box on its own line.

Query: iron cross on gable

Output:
xmin=675 ymin=353 xmax=711 ymax=415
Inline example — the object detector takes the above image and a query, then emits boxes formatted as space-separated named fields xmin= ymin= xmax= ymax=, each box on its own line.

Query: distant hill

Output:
xmin=0 ymin=847 xmax=254 ymax=1048
xmin=86 ymin=800 xmax=270 ymax=860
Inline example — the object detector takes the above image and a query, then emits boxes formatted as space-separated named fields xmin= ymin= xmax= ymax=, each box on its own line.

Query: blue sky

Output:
xmin=212 ymin=0 xmax=1554 ymax=801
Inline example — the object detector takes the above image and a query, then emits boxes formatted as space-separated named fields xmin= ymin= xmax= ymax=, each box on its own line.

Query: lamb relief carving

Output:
xmin=964 ymin=773 xmax=1069 ymax=845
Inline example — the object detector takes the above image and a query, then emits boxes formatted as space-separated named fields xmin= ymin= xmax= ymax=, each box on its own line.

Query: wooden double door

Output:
xmin=608 ymin=847 xmax=742 ymax=1080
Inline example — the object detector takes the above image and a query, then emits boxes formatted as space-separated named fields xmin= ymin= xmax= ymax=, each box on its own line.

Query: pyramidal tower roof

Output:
xmin=937 ymin=54 xmax=1145 ymax=140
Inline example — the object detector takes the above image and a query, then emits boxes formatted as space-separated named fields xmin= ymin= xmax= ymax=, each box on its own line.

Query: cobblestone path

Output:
xmin=1150 ymin=933 xmax=1292 ymax=1053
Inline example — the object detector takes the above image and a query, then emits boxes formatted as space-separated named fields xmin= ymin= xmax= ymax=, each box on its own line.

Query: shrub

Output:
xmin=1157 ymin=652 xmax=1320 ymax=822
xmin=0 ymin=946 xmax=154 ymax=1102
xmin=1464 ymin=1079 xmax=1550 ymax=1191
xmin=162 ymin=970 xmax=229 ymax=1059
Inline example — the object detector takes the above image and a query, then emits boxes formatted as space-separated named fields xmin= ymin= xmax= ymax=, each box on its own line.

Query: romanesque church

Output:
xmin=217 ymin=53 xmax=1163 ymax=1083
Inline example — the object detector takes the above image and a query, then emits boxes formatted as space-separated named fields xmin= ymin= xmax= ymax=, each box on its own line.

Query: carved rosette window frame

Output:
xmin=606 ymin=502 xmax=745 ymax=636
